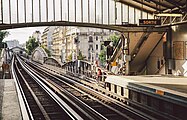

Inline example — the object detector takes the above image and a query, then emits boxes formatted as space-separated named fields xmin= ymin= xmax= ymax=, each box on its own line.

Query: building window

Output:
xmin=121 ymin=87 xmax=124 ymax=96
xmin=96 ymin=44 xmax=98 ymax=50
xmin=96 ymin=53 xmax=98 ymax=58
xmin=88 ymin=53 xmax=91 ymax=60
xmin=88 ymin=36 xmax=93 ymax=42
xmin=108 ymin=83 xmax=111 ymax=91
xmin=114 ymin=85 xmax=117 ymax=93
xmin=89 ymin=45 xmax=93 ymax=51
xmin=96 ymin=36 xmax=98 ymax=41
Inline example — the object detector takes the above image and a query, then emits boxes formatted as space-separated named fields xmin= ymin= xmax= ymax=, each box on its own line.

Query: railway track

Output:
xmin=15 ymin=55 xmax=111 ymax=120
xmin=13 ymin=56 xmax=83 ymax=120
xmin=19 ymin=56 xmax=157 ymax=120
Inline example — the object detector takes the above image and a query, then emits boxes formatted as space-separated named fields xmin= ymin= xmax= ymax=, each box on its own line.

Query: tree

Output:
xmin=66 ymin=50 xmax=86 ymax=62
xmin=26 ymin=36 xmax=39 ymax=55
xmin=67 ymin=53 xmax=72 ymax=61
xmin=0 ymin=30 xmax=9 ymax=43
xmin=0 ymin=30 xmax=9 ymax=54
xmin=77 ymin=50 xmax=86 ymax=60
xmin=99 ymin=46 xmax=106 ymax=66
xmin=98 ymin=34 xmax=120 ymax=66
xmin=110 ymin=34 xmax=120 ymax=47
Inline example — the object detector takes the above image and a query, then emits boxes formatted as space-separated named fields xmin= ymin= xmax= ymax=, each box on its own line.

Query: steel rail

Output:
xmin=15 ymin=63 xmax=51 ymax=120
xmin=19 ymin=56 xmax=108 ymax=120
xmin=20 ymin=57 xmax=136 ymax=119
xmin=22 ymin=57 xmax=155 ymax=120
xmin=16 ymin=55 xmax=83 ymax=120
xmin=41 ymin=60 xmax=181 ymax=120
xmin=27 ymin=57 xmax=179 ymax=120
xmin=61 ymin=69 xmax=180 ymax=120
xmin=11 ymin=56 xmax=33 ymax=120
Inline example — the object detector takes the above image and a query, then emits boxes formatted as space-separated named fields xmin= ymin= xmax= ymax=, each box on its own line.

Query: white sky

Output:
xmin=3 ymin=27 xmax=46 ymax=44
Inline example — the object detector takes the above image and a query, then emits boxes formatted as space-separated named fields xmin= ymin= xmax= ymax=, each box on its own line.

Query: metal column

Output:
xmin=125 ymin=32 xmax=130 ymax=75
xmin=165 ymin=27 xmax=173 ymax=74
xmin=1 ymin=0 xmax=3 ymax=24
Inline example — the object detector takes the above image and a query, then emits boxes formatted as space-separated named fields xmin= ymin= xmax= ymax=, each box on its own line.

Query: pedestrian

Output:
xmin=2 ymin=62 xmax=5 ymax=74
xmin=105 ymin=60 xmax=109 ymax=70
xmin=97 ymin=68 xmax=102 ymax=82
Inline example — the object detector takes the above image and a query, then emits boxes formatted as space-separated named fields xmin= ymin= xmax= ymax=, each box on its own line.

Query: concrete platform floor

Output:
xmin=0 ymin=79 xmax=21 ymax=120
xmin=0 ymin=79 xmax=4 ymax=119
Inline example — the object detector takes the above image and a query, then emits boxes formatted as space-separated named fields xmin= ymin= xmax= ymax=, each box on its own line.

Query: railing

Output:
xmin=63 ymin=60 xmax=113 ymax=82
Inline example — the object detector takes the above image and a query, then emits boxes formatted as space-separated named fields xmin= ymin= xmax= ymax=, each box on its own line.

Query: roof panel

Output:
xmin=117 ymin=0 xmax=156 ymax=13
xmin=118 ymin=0 xmax=187 ymax=14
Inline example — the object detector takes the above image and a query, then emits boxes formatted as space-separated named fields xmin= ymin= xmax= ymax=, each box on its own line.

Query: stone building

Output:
xmin=41 ymin=26 xmax=55 ymax=52
xmin=41 ymin=26 xmax=116 ymax=64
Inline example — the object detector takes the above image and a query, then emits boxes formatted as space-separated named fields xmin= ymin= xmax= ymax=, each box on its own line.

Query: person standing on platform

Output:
xmin=97 ymin=68 xmax=102 ymax=82
xmin=2 ymin=62 xmax=5 ymax=74
xmin=105 ymin=60 xmax=109 ymax=71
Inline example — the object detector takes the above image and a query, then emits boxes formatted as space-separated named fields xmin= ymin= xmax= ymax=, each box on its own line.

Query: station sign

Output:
xmin=111 ymin=62 xmax=117 ymax=66
xmin=139 ymin=19 xmax=161 ymax=26
xmin=156 ymin=89 xmax=164 ymax=95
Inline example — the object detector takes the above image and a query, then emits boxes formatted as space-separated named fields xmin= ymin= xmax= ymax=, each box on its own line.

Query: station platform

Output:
xmin=43 ymin=63 xmax=187 ymax=104
xmin=0 ymin=79 xmax=21 ymax=120
xmin=106 ymin=75 xmax=187 ymax=106
xmin=105 ymin=75 xmax=187 ymax=119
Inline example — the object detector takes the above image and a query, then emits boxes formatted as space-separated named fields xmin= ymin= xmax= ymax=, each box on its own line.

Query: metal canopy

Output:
xmin=0 ymin=0 xmax=186 ymax=30
xmin=0 ymin=22 xmax=168 ymax=32
xmin=118 ymin=0 xmax=187 ymax=14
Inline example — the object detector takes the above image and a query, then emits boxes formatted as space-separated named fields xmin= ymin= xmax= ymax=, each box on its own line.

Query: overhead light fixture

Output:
xmin=155 ymin=13 xmax=183 ymax=17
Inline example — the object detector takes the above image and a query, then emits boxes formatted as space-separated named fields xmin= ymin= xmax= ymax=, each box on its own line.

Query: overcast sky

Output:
xmin=3 ymin=27 xmax=46 ymax=44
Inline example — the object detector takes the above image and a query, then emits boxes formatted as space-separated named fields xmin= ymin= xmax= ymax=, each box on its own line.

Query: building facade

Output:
xmin=51 ymin=26 xmax=66 ymax=62
xmin=41 ymin=26 xmax=115 ymax=64
xmin=41 ymin=26 xmax=55 ymax=53
xmin=83 ymin=28 xmax=112 ymax=62
xmin=32 ymin=31 xmax=41 ymax=43
xmin=5 ymin=39 xmax=19 ymax=48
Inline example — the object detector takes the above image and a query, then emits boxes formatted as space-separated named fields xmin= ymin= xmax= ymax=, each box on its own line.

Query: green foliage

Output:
xmin=26 ymin=36 xmax=39 ymax=55
xmin=41 ymin=45 xmax=51 ymax=57
xmin=77 ymin=50 xmax=86 ymax=60
xmin=110 ymin=34 xmax=120 ymax=47
xmin=0 ymin=30 xmax=9 ymax=43
xmin=67 ymin=53 xmax=72 ymax=61
xmin=98 ymin=34 xmax=119 ymax=66
xmin=99 ymin=46 xmax=106 ymax=65
xmin=0 ymin=31 xmax=9 ymax=52
xmin=0 ymin=42 xmax=7 ymax=48
xmin=67 ymin=50 xmax=86 ymax=61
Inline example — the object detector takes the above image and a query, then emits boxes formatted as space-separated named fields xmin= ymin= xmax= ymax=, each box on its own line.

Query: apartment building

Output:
xmin=41 ymin=26 xmax=115 ymax=63
xmin=51 ymin=27 xmax=66 ymax=62
xmin=41 ymin=26 xmax=55 ymax=52
xmin=32 ymin=31 xmax=41 ymax=43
